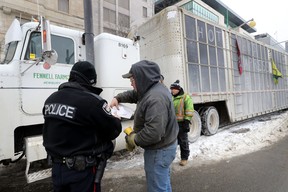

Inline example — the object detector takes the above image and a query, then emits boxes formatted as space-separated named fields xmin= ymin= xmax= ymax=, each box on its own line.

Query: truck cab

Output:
xmin=0 ymin=18 xmax=139 ymax=182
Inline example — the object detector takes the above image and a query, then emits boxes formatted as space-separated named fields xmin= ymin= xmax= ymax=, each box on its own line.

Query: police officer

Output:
xmin=43 ymin=61 xmax=121 ymax=192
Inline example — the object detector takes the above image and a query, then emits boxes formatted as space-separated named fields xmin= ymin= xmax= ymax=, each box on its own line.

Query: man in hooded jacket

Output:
xmin=43 ymin=61 xmax=121 ymax=192
xmin=110 ymin=60 xmax=179 ymax=192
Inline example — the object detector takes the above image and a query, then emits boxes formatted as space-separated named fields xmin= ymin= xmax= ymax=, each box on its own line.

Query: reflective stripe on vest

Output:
xmin=176 ymin=96 xmax=185 ymax=121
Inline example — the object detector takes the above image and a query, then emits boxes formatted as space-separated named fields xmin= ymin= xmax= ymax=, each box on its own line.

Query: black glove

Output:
xmin=183 ymin=120 xmax=191 ymax=133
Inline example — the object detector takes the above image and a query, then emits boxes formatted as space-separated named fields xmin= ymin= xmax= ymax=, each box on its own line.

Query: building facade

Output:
xmin=0 ymin=0 xmax=154 ymax=60
xmin=94 ymin=0 xmax=154 ymax=36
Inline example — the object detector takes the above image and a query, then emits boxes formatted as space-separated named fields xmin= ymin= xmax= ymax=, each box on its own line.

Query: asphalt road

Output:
xmin=1 ymin=135 xmax=288 ymax=192
xmin=102 ymin=135 xmax=288 ymax=192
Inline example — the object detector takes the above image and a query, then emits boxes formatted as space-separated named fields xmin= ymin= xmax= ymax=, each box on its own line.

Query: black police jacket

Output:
xmin=42 ymin=82 xmax=122 ymax=158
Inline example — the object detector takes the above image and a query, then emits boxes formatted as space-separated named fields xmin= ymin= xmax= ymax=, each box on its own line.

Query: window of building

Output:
xmin=103 ymin=8 xmax=116 ymax=24
xmin=15 ymin=16 xmax=31 ymax=25
xmin=25 ymin=32 xmax=75 ymax=64
xmin=117 ymin=31 xmax=128 ymax=37
xmin=118 ymin=13 xmax=130 ymax=28
xmin=119 ymin=0 xmax=129 ymax=10
xmin=104 ymin=27 xmax=117 ymax=35
xmin=143 ymin=7 xmax=148 ymax=18
xmin=182 ymin=1 xmax=218 ymax=24
xmin=58 ymin=0 xmax=69 ymax=13
xmin=104 ymin=0 xmax=116 ymax=4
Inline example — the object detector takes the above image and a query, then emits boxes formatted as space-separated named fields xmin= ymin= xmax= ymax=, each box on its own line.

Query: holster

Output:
xmin=72 ymin=156 xmax=86 ymax=171
xmin=94 ymin=154 xmax=108 ymax=184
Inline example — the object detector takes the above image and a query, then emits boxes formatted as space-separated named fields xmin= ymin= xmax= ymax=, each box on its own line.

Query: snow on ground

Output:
xmin=104 ymin=110 xmax=288 ymax=178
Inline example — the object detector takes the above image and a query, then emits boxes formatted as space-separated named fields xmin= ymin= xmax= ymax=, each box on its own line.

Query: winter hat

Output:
xmin=69 ymin=61 xmax=97 ymax=85
xmin=170 ymin=80 xmax=182 ymax=90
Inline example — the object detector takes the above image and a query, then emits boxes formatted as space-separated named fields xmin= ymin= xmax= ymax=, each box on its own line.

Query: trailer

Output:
xmin=133 ymin=5 xmax=288 ymax=142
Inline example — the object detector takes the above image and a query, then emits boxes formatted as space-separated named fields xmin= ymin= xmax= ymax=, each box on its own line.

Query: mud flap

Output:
xmin=25 ymin=135 xmax=51 ymax=183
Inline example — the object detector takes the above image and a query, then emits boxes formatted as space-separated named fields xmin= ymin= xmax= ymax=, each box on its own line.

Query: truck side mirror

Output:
xmin=41 ymin=17 xmax=57 ymax=65
xmin=41 ymin=17 xmax=52 ymax=52
xmin=42 ymin=49 xmax=58 ymax=65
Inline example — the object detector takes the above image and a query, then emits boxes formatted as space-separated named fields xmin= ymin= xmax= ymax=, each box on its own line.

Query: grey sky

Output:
xmin=221 ymin=0 xmax=288 ymax=45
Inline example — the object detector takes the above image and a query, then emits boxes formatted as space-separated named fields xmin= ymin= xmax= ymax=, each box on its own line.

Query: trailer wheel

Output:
xmin=188 ymin=111 xmax=202 ymax=143
xmin=200 ymin=106 xmax=219 ymax=136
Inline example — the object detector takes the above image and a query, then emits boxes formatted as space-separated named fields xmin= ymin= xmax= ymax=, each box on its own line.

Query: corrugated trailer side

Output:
xmin=136 ymin=5 xmax=288 ymax=141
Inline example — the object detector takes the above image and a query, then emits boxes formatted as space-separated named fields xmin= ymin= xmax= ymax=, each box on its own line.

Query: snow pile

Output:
xmin=104 ymin=110 xmax=288 ymax=178
xmin=188 ymin=113 xmax=288 ymax=163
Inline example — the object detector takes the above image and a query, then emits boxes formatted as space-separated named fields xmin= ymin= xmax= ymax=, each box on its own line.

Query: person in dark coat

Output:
xmin=110 ymin=60 xmax=179 ymax=192
xmin=43 ymin=61 xmax=121 ymax=192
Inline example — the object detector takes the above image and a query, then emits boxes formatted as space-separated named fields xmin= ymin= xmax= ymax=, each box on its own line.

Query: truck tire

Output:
xmin=188 ymin=111 xmax=202 ymax=143
xmin=200 ymin=106 xmax=219 ymax=136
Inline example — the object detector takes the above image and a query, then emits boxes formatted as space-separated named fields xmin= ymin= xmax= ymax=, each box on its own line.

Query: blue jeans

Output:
xmin=144 ymin=141 xmax=177 ymax=192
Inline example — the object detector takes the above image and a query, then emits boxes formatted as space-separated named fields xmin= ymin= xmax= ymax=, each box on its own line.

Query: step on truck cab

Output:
xmin=0 ymin=17 xmax=139 ymax=183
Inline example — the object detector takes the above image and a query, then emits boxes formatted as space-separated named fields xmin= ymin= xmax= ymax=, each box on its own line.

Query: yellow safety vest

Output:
xmin=172 ymin=93 xmax=194 ymax=122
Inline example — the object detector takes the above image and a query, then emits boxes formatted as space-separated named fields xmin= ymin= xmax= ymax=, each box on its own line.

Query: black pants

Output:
xmin=52 ymin=163 xmax=99 ymax=192
xmin=177 ymin=122 xmax=190 ymax=160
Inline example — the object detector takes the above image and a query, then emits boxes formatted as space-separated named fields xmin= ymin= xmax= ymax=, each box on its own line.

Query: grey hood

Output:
xmin=128 ymin=60 xmax=161 ymax=97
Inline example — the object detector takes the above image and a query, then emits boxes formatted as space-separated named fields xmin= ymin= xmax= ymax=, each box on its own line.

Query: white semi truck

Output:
xmin=3 ymin=4 xmax=288 ymax=184
xmin=0 ymin=17 xmax=139 ymax=182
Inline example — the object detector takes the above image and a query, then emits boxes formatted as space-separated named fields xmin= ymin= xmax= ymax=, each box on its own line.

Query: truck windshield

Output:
xmin=0 ymin=41 xmax=18 ymax=64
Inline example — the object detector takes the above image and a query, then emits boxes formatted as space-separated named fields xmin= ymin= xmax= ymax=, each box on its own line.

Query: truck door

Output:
xmin=20 ymin=30 xmax=75 ymax=115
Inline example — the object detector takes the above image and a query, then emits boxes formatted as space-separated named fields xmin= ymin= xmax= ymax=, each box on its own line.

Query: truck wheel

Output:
xmin=188 ymin=111 xmax=201 ymax=143
xmin=200 ymin=106 xmax=219 ymax=136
